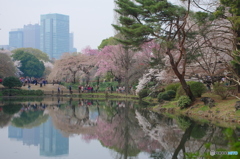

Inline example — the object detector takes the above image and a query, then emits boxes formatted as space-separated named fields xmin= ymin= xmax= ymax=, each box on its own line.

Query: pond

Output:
xmin=0 ymin=97 xmax=239 ymax=159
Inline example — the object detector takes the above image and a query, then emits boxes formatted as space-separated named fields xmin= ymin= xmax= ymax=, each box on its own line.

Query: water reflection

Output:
xmin=8 ymin=118 xmax=69 ymax=157
xmin=40 ymin=118 xmax=69 ymax=157
xmin=0 ymin=98 xmax=240 ymax=159
xmin=9 ymin=125 xmax=39 ymax=146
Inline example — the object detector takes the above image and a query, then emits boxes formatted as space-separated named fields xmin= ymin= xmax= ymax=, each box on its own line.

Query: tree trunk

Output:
xmin=73 ymin=72 xmax=76 ymax=84
xmin=86 ymin=74 xmax=90 ymax=85
xmin=166 ymin=46 xmax=195 ymax=103
xmin=124 ymin=47 xmax=130 ymax=95
xmin=172 ymin=121 xmax=195 ymax=159
xmin=97 ymin=76 xmax=100 ymax=85
xmin=171 ymin=62 xmax=195 ymax=103
xmin=179 ymin=75 xmax=195 ymax=102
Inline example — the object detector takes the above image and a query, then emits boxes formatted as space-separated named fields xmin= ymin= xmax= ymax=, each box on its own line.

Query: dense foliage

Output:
xmin=2 ymin=89 xmax=44 ymax=96
xmin=2 ymin=76 xmax=22 ymax=89
xmin=2 ymin=103 xmax=22 ymax=115
xmin=12 ymin=51 xmax=45 ymax=77
xmin=138 ymin=89 xmax=148 ymax=99
xmin=11 ymin=110 xmax=44 ymax=128
xmin=113 ymin=0 xmax=196 ymax=102
xmin=165 ymin=83 xmax=181 ymax=92
xmin=213 ymin=82 xmax=236 ymax=100
xmin=177 ymin=96 xmax=191 ymax=109
xmin=157 ymin=90 xmax=176 ymax=101
xmin=176 ymin=82 xmax=206 ymax=99
xmin=12 ymin=48 xmax=50 ymax=62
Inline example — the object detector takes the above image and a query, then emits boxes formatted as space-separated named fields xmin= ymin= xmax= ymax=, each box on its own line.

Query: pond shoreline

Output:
xmin=152 ymin=94 xmax=240 ymax=127
xmin=0 ymin=93 xmax=139 ymax=99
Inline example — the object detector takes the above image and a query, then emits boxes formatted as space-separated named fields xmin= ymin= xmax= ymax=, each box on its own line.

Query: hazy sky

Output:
xmin=0 ymin=0 xmax=115 ymax=51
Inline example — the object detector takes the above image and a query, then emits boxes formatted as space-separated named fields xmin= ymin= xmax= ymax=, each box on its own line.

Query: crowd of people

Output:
xmin=20 ymin=77 xmax=48 ymax=89
xmin=16 ymin=77 xmax=136 ymax=95
xmin=74 ymin=85 xmax=135 ymax=94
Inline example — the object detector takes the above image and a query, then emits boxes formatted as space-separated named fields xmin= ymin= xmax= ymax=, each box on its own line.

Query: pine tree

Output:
xmin=113 ymin=0 xmax=195 ymax=103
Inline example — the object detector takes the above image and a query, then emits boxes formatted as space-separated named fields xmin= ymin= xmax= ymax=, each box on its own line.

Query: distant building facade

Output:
xmin=23 ymin=24 xmax=40 ymax=49
xmin=69 ymin=32 xmax=77 ymax=53
xmin=0 ymin=45 xmax=12 ymax=50
xmin=3 ymin=13 xmax=76 ymax=55
xmin=9 ymin=29 xmax=24 ymax=49
xmin=40 ymin=13 xmax=69 ymax=59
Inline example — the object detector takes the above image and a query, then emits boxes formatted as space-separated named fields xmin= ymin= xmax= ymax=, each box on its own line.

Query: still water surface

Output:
xmin=0 ymin=97 xmax=240 ymax=159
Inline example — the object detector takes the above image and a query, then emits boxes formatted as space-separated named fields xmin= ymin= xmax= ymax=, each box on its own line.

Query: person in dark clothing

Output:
xmin=58 ymin=86 xmax=61 ymax=94
xmin=78 ymin=85 xmax=81 ymax=93
xmin=110 ymin=85 xmax=114 ymax=93
xmin=206 ymin=83 xmax=211 ymax=91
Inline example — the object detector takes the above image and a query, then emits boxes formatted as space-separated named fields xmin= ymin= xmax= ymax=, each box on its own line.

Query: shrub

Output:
xmin=157 ymin=92 xmax=164 ymax=102
xmin=28 ymin=90 xmax=36 ymax=95
xmin=3 ymin=76 xmax=22 ymax=89
xmin=160 ymin=92 xmax=171 ymax=100
xmin=146 ymin=81 xmax=156 ymax=87
xmin=186 ymin=81 xmax=196 ymax=86
xmin=2 ymin=89 xmax=44 ymax=96
xmin=176 ymin=86 xmax=186 ymax=99
xmin=147 ymin=89 xmax=161 ymax=98
xmin=21 ymin=90 xmax=29 ymax=95
xmin=35 ymin=90 xmax=44 ymax=96
xmin=138 ymin=89 xmax=149 ymax=99
xmin=165 ymin=83 xmax=181 ymax=92
xmin=213 ymin=82 xmax=233 ymax=100
xmin=166 ymin=90 xmax=176 ymax=98
xmin=176 ymin=81 xmax=206 ymax=99
xmin=177 ymin=95 xmax=191 ymax=109
xmin=157 ymin=90 xmax=176 ymax=101
xmin=2 ymin=89 xmax=20 ymax=96
xmin=190 ymin=82 xmax=206 ymax=97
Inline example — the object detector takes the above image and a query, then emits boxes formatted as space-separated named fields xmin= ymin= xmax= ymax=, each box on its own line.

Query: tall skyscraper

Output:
xmin=23 ymin=24 xmax=40 ymax=49
xmin=40 ymin=13 xmax=69 ymax=59
xmin=9 ymin=29 xmax=24 ymax=49
xmin=69 ymin=32 xmax=77 ymax=53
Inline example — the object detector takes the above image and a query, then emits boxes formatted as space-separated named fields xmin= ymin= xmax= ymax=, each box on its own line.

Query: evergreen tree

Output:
xmin=12 ymin=51 xmax=45 ymax=78
xmin=113 ymin=0 xmax=195 ymax=103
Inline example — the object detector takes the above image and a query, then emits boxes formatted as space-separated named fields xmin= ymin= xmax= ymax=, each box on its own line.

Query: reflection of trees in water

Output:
xmin=95 ymin=101 xmax=163 ymax=159
xmin=3 ymin=98 xmax=239 ymax=158
xmin=0 ymin=112 xmax=12 ymax=128
xmin=46 ymin=98 xmax=99 ymax=136
xmin=136 ymin=109 xmax=182 ymax=158
xmin=175 ymin=119 xmax=232 ymax=159
xmin=1 ymin=97 xmax=44 ymax=102
xmin=2 ymin=103 xmax=22 ymax=115
xmin=135 ymin=112 xmax=237 ymax=159
xmin=0 ymin=103 xmax=22 ymax=128
xmin=0 ymin=102 xmax=47 ymax=128
xmin=11 ymin=110 xmax=47 ymax=128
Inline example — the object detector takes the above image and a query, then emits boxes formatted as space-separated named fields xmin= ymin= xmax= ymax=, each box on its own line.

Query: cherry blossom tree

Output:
xmin=0 ymin=50 xmax=21 ymax=77
xmin=95 ymin=42 xmax=160 ymax=91
xmin=48 ymin=53 xmax=96 ymax=83
xmin=81 ymin=46 xmax=99 ymax=56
